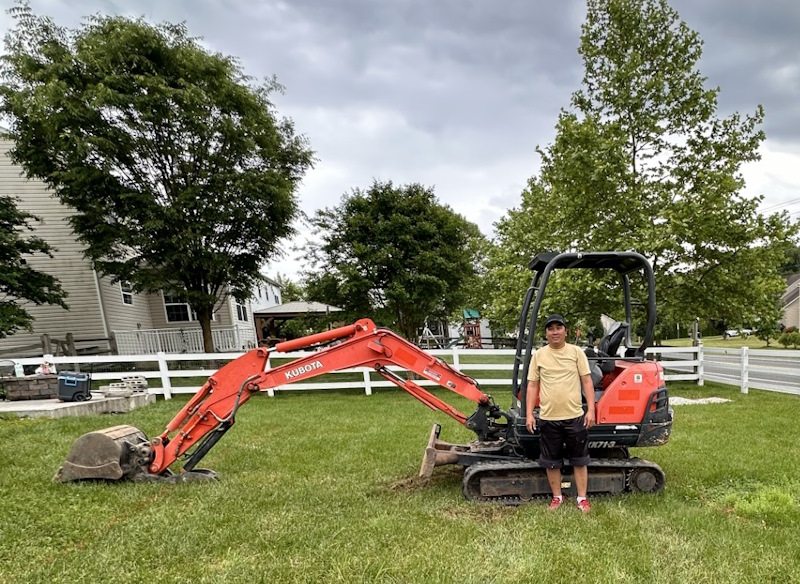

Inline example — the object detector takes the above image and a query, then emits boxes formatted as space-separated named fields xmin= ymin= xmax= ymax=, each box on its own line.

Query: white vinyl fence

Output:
xmin=7 ymin=348 xmax=521 ymax=400
xmin=644 ymin=346 xmax=704 ymax=383
xmin=702 ymin=346 xmax=800 ymax=396
xmin=6 ymin=343 xmax=799 ymax=400
xmin=645 ymin=344 xmax=800 ymax=397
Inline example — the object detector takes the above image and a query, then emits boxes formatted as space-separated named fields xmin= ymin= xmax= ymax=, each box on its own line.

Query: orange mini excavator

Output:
xmin=55 ymin=251 xmax=673 ymax=503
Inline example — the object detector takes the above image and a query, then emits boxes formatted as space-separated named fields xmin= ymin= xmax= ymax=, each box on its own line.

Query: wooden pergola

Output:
xmin=254 ymin=301 xmax=343 ymax=346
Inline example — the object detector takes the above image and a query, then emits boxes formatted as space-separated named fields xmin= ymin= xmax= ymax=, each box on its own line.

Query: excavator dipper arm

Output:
xmin=147 ymin=318 xmax=505 ymax=476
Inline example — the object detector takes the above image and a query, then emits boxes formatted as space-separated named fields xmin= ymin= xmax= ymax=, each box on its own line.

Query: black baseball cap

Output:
xmin=544 ymin=314 xmax=566 ymax=328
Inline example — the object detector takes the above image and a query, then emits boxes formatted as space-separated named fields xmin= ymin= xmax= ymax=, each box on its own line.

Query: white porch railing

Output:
xmin=112 ymin=325 xmax=257 ymax=355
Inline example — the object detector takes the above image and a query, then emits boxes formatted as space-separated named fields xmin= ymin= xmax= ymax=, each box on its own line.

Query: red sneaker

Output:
xmin=548 ymin=496 xmax=564 ymax=510
xmin=577 ymin=499 xmax=591 ymax=513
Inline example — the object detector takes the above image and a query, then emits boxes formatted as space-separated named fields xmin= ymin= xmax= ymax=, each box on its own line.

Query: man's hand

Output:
xmin=526 ymin=415 xmax=537 ymax=433
xmin=584 ymin=411 xmax=595 ymax=429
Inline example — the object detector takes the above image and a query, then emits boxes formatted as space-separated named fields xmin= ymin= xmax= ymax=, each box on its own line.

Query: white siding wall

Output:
xmin=251 ymin=280 xmax=282 ymax=312
xmin=0 ymin=140 xmax=106 ymax=353
xmin=98 ymin=278 xmax=154 ymax=331
xmin=147 ymin=291 xmax=235 ymax=329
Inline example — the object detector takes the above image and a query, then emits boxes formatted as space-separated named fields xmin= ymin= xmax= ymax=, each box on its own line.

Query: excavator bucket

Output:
xmin=54 ymin=425 xmax=153 ymax=483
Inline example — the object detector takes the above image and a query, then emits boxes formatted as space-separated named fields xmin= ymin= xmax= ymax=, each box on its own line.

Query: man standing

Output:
xmin=525 ymin=314 xmax=595 ymax=512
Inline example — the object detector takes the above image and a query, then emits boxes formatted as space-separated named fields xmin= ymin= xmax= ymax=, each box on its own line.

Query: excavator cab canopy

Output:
xmin=527 ymin=251 xmax=652 ymax=276
xmin=513 ymin=251 xmax=657 ymax=402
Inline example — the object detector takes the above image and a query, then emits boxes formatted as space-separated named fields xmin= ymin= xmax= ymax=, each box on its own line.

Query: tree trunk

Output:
xmin=196 ymin=305 xmax=215 ymax=353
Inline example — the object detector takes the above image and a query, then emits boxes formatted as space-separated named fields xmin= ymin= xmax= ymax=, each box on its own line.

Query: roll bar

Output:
xmin=512 ymin=251 xmax=657 ymax=403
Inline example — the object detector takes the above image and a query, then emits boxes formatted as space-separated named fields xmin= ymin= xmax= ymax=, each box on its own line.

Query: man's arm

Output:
xmin=581 ymin=373 xmax=595 ymax=428
xmin=525 ymin=379 xmax=540 ymax=432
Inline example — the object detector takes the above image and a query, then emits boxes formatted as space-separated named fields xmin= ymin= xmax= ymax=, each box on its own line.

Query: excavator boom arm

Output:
xmin=149 ymin=319 xmax=497 ymax=475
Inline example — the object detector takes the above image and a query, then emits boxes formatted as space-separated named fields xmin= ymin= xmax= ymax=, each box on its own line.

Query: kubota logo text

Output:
xmin=285 ymin=361 xmax=323 ymax=380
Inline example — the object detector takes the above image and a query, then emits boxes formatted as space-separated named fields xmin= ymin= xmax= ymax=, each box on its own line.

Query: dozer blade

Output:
xmin=418 ymin=424 xmax=466 ymax=478
xmin=54 ymin=424 xmax=153 ymax=483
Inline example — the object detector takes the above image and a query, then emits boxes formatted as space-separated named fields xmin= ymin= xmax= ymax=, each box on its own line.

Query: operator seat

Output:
xmin=598 ymin=322 xmax=628 ymax=364
xmin=583 ymin=322 xmax=629 ymax=401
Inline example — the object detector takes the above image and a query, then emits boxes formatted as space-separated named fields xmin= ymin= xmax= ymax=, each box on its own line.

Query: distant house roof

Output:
xmin=254 ymin=301 xmax=343 ymax=318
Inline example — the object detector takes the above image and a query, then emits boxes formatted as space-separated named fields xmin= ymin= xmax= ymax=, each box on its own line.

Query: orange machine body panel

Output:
xmin=595 ymin=360 xmax=664 ymax=425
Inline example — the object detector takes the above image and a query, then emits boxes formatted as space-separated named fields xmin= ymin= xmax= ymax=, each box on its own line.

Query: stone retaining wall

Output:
xmin=2 ymin=375 xmax=59 ymax=400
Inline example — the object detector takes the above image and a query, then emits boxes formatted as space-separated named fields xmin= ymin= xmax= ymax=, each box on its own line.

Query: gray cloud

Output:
xmin=670 ymin=0 xmax=800 ymax=140
xmin=3 ymin=0 xmax=799 ymax=275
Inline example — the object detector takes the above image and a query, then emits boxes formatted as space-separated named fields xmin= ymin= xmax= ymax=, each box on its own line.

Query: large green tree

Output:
xmin=0 ymin=3 xmax=313 ymax=352
xmin=303 ymin=181 xmax=485 ymax=340
xmin=487 ymin=0 xmax=797 ymax=333
xmin=0 ymin=196 xmax=67 ymax=338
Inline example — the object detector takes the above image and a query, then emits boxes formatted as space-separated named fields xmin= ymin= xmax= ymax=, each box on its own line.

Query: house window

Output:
xmin=163 ymin=292 xmax=215 ymax=322
xmin=273 ymin=291 xmax=280 ymax=304
xmin=120 ymin=281 xmax=133 ymax=305
xmin=164 ymin=292 xmax=191 ymax=322
xmin=235 ymin=301 xmax=248 ymax=322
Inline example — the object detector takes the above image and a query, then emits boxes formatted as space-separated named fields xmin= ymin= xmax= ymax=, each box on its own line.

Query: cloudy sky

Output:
xmin=2 ymin=0 xmax=799 ymax=278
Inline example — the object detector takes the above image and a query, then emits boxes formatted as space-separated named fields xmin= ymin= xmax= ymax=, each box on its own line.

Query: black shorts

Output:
xmin=538 ymin=416 xmax=590 ymax=469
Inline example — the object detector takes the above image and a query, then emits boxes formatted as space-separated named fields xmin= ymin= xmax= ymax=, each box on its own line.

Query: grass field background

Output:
xmin=1 ymin=381 xmax=799 ymax=583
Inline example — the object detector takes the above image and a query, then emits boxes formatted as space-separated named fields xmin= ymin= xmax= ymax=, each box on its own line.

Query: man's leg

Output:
xmin=565 ymin=416 xmax=591 ymax=500
xmin=546 ymin=467 xmax=562 ymax=497
xmin=573 ymin=464 xmax=588 ymax=498
xmin=538 ymin=420 xmax=565 ymax=504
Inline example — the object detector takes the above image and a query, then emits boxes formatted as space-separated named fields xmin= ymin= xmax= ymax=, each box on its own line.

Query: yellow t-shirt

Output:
xmin=527 ymin=343 xmax=591 ymax=421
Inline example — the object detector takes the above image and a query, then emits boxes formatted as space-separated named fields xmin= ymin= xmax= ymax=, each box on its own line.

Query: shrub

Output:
xmin=781 ymin=331 xmax=800 ymax=349
xmin=793 ymin=332 xmax=800 ymax=348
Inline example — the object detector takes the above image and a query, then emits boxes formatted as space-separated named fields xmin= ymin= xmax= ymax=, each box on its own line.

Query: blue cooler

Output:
xmin=58 ymin=371 xmax=92 ymax=402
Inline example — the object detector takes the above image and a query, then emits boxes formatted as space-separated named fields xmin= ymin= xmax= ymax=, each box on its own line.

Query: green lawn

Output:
xmin=1 ymin=381 xmax=799 ymax=583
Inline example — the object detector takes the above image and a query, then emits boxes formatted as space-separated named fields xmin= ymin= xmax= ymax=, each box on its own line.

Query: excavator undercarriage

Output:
xmin=422 ymin=433 xmax=668 ymax=503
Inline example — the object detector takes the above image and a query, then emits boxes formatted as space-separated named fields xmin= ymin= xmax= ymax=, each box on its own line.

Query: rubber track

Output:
xmin=462 ymin=457 xmax=665 ymax=505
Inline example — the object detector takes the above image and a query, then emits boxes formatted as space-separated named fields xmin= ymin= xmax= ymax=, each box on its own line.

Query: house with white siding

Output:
xmin=251 ymin=277 xmax=282 ymax=312
xmin=0 ymin=137 xmax=257 ymax=356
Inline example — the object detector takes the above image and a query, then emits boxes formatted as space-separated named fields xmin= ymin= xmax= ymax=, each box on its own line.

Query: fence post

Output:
xmin=157 ymin=352 xmax=173 ymax=400
xmin=41 ymin=334 xmax=52 ymax=356
xmin=740 ymin=346 xmax=749 ymax=394
xmin=695 ymin=341 xmax=704 ymax=386
xmin=264 ymin=354 xmax=275 ymax=397
xmin=363 ymin=369 xmax=373 ymax=396
xmin=452 ymin=346 xmax=461 ymax=370
xmin=108 ymin=332 xmax=119 ymax=355
xmin=65 ymin=332 xmax=76 ymax=356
